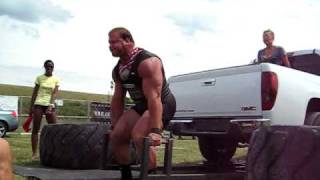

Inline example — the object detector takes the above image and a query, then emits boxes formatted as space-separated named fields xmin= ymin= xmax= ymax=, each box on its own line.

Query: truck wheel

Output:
xmin=305 ymin=112 xmax=320 ymax=125
xmin=247 ymin=126 xmax=320 ymax=180
xmin=198 ymin=136 xmax=238 ymax=165
xmin=40 ymin=123 xmax=109 ymax=169
xmin=0 ymin=121 xmax=7 ymax=138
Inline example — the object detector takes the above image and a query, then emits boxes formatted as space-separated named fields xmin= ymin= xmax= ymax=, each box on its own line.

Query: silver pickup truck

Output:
xmin=168 ymin=49 xmax=320 ymax=164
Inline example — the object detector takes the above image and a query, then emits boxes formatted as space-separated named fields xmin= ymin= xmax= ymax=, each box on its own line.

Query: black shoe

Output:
xmin=120 ymin=164 xmax=132 ymax=180
xmin=148 ymin=168 xmax=157 ymax=174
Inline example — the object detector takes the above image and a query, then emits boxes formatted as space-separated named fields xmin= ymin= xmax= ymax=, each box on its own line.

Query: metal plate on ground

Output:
xmin=14 ymin=165 xmax=139 ymax=180
xmin=14 ymin=160 xmax=246 ymax=180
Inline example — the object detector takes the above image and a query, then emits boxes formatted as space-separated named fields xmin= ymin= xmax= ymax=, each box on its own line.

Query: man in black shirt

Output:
xmin=108 ymin=27 xmax=176 ymax=180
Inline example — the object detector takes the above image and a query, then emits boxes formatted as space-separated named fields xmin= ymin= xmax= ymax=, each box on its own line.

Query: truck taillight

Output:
xmin=261 ymin=72 xmax=278 ymax=110
xmin=11 ymin=111 xmax=17 ymax=118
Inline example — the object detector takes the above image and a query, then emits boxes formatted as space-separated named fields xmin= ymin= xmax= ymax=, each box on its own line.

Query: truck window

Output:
xmin=289 ymin=54 xmax=320 ymax=76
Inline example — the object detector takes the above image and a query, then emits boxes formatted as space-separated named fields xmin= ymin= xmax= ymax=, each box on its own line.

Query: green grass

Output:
xmin=5 ymin=134 xmax=38 ymax=180
xmin=4 ymin=134 xmax=204 ymax=179
xmin=5 ymin=134 xmax=205 ymax=167
xmin=5 ymin=134 xmax=37 ymax=166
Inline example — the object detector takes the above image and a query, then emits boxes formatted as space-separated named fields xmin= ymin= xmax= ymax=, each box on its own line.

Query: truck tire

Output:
xmin=40 ymin=123 xmax=109 ymax=169
xmin=305 ymin=112 xmax=320 ymax=125
xmin=247 ymin=125 xmax=320 ymax=180
xmin=198 ymin=136 xmax=238 ymax=165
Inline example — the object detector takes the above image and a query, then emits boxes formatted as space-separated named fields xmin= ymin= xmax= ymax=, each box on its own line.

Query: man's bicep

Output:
xmin=141 ymin=67 xmax=163 ymax=99
xmin=143 ymin=78 xmax=156 ymax=98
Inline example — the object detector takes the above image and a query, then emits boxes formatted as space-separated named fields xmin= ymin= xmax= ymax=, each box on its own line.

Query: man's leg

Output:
xmin=110 ymin=109 xmax=140 ymax=179
xmin=31 ymin=106 xmax=44 ymax=159
xmin=131 ymin=111 xmax=157 ymax=170
xmin=0 ymin=138 xmax=13 ymax=180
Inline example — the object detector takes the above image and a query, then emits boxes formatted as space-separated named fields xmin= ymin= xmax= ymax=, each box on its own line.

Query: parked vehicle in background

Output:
xmin=168 ymin=49 xmax=320 ymax=164
xmin=0 ymin=109 xmax=18 ymax=137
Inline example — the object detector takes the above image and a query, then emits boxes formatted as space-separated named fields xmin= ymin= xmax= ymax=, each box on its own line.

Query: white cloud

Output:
xmin=0 ymin=0 xmax=72 ymax=23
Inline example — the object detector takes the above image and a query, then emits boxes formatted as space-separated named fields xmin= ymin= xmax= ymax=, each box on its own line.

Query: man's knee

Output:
xmin=131 ymin=131 xmax=145 ymax=145
xmin=110 ymin=130 xmax=129 ymax=144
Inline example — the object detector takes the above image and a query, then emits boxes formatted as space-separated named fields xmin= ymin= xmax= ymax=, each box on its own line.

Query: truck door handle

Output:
xmin=201 ymin=79 xmax=216 ymax=86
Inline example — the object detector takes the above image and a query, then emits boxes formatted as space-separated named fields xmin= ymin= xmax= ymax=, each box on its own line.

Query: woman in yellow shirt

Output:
xmin=29 ymin=60 xmax=60 ymax=160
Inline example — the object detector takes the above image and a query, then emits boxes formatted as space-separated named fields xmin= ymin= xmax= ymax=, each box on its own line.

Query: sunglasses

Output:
xmin=45 ymin=65 xmax=54 ymax=69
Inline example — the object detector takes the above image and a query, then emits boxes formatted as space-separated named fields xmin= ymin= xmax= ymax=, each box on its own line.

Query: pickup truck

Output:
xmin=168 ymin=49 xmax=320 ymax=164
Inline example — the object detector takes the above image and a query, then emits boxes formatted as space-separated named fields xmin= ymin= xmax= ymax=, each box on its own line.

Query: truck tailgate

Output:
xmin=169 ymin=65 xmax=263 ymax=118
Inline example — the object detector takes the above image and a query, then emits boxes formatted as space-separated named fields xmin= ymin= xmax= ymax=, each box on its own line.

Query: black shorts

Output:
xmin=131 ymin=94 xmax=176 ymax=128
xmin=34 ymin=104 xmax=56 ymax=113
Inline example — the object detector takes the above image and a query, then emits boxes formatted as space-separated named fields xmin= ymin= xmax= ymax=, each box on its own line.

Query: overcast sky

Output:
xmin=1 ymin=0 xmax=320 ymax=94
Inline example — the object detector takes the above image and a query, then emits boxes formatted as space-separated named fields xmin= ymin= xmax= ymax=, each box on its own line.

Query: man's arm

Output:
xmin=0 ymin=139 xmax=13 ymax=180
xmin=111 ymin=72 xmax=126 ymax=128
xmin=139 ymin=57 xmax=163 ymax=130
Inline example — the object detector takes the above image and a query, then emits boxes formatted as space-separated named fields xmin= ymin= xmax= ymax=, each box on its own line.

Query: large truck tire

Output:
xmin=247 ymin=125 xmax=320 ymax=180
xmin=198 ymin=136 xmax=238 ymax=165
xmin=197 ymin=123 xmax=240 ymax=165
xmin=305 ymin=112 xmax=320 ymax=125
xmin=40 ymin=123 xmax=110 ymax=169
